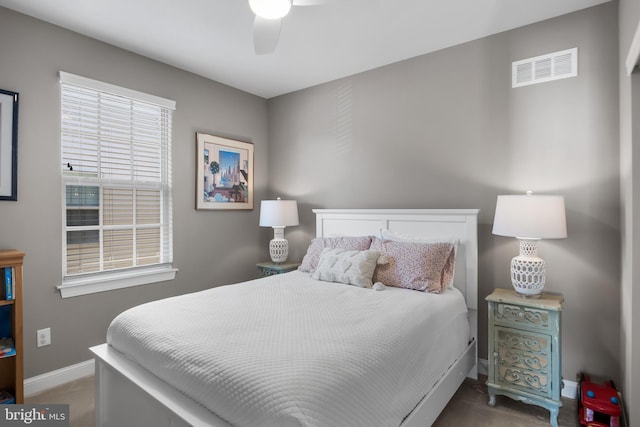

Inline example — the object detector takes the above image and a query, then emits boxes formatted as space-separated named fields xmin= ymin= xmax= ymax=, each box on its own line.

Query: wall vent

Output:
xmin=512 ymin=48 xmax=578 ymax=88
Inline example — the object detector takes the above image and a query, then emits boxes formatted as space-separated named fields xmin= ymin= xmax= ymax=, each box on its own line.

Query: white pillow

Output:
xmin=298 ymin=236 xmax=373 ymax=273
xmin=311 ymin=248 xmax=381 ymax=288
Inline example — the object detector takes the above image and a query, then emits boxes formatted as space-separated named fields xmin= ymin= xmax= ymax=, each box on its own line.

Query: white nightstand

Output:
xmin=486 ymin=288 xmax=564 ymax=427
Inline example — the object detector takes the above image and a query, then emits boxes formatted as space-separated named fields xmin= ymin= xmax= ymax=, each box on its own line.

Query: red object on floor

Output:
xmin=578 ymin=373 xmax=621 ymax=427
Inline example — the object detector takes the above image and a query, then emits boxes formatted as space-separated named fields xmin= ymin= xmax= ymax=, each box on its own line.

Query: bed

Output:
xmin=90 ymin=208 xmax=478 ymax=427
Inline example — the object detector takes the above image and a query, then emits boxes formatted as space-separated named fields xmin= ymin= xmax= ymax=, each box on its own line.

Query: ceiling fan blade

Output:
xmin=253 ymin=16 xmax=282 ymax=55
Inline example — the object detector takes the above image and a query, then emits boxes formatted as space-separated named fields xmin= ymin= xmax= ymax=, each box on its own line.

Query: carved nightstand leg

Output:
xmin=549 ymin=407 xmax=559 ymax=427
xmin=488 ymin=389 xmax=496 ymax=407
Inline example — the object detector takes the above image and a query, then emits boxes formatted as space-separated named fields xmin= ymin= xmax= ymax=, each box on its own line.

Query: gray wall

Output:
xmin=268 ymin=2 xmax=620 ymax=384
xmin=0 ymin=7 xmax=270 ymax=377
xmin=619 ymin=0 xmax=640 ymax=422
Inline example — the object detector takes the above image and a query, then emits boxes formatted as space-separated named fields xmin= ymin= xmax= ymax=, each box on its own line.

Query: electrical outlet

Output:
xmin=37 ymin=328 xmax=51 ymax=347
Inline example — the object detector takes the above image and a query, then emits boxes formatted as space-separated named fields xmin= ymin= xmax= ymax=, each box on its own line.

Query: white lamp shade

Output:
xmin=249 ymin=0 xmax=292 ymax=19
xmin=492 ymin=194 xmax=567 ymax=239
xmin=259 ymin=199 xmax=299 ymax=227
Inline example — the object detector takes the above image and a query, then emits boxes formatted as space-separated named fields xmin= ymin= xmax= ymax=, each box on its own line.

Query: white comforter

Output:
xmin=107 ymin=271 xmax=469 ymax=427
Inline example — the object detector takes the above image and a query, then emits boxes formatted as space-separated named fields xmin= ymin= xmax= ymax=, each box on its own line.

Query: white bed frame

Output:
xmin=90 ymin=209 xmax=479 ymax=427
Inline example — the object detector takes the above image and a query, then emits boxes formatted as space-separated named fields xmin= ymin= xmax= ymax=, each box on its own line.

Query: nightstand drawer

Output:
xmin=493 ymin=326 xmax=552 ymax=398
xmin=493 ymin=303 xmax=553 ymax=332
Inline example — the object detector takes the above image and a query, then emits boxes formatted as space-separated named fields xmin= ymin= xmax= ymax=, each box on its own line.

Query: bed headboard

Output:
xmin=314 ymin=209 xmax=479 ymax=376
xmin=314 ymin=209 xmax=478 ymax=307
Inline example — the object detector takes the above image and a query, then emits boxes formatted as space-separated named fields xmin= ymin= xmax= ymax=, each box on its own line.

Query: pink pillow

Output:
xmin=370 ymin=237 xmax=456 ymax=293
xmin=298 ymin=236 xmax=373 ymax=273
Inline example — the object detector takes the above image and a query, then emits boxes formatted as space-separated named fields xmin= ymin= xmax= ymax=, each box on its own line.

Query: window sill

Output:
xmin=57 ymin=264 xmax=178 ymax=298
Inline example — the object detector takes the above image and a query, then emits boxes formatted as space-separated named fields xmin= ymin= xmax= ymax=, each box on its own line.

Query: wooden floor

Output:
xmin=26 ymin=374 xmax=580 ymax=427
xmin=433 ymin=376 xmax=579 ymax=427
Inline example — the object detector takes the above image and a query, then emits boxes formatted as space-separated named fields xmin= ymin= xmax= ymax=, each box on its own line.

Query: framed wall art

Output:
xmin=0 ymin=89 xmax=18 ymax=201
xmin=196 ymin=132 xmax=254 ymax=210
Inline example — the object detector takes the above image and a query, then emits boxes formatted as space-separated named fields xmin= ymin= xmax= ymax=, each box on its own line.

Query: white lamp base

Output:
xmin=511 ymin=239 xmax=545 ymax=298
xmin=269 ymin=227 xmax=289 ymax=263
xmin=269 ymin=238 xmax=289 ymax=263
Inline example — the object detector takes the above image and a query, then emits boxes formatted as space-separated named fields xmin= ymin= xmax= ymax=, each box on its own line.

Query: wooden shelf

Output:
xmin=0 ymin=249 xmax=24 ymax=404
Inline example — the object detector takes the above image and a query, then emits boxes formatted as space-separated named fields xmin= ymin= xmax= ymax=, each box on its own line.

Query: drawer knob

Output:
xmin=518 ymin=311 xmax=525 ymax=318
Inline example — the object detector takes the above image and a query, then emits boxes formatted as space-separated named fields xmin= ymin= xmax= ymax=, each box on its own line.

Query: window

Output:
xmin=58 ymin=72 xmax=176 ymax=298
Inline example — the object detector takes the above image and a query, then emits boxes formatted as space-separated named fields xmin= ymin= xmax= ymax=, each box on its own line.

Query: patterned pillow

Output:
xmin=370 ymin=237 xmax=456 ymax=293
xmin=298 ymin=236 xmax=373 ymax=273
xmin=379 ymin=229 xmax=458 ymax=290
xmin=312 ymin=248 xmax=381 ymax=288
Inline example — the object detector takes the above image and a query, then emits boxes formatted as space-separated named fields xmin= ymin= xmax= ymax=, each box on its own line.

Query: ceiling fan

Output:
xmin=249 ymin=0 xmax=327 ymax=55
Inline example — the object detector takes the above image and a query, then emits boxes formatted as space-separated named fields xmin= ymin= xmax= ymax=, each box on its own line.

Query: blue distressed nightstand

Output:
xmin=256 ymin=261 xmax=300 ymax=278
xmin=486 ymin=288 xmax=564 ymax=427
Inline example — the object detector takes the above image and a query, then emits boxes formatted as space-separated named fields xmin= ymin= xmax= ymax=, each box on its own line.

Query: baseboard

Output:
xmin=24 ymin=359 xmax=95 ymax=397
xmin=477 ymin=358 xmax=577 ymax=400
xmin=563 ymin=378 xmax=578 ymax=399
xmin=478 ymin=358 xmax=489 ymax=376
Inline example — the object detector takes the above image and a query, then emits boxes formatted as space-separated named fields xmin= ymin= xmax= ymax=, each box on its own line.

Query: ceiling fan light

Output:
xmin=249 ymin=0 xmax=292 ymax=20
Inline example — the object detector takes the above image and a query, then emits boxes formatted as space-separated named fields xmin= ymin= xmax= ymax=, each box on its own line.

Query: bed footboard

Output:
xmin=92 ymin=337 xmax=475 ymax=427
xmin=93 ymin=339 xmax=475 ymax=427
xmin=91 ymin=344 xmax=231 ymax=427
xmin=401 ymin=338 xmax=477 ymax=427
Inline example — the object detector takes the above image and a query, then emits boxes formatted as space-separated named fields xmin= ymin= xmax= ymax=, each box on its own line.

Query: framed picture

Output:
xmin=196 ymin=132 xmax=254 ymax=210
xmin=0 ymin=89 xmax=18 ymax=201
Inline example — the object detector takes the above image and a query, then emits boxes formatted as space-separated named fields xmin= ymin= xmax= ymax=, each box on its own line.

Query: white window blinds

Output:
xmin=59 ymin=71 xmax=176 ymax=297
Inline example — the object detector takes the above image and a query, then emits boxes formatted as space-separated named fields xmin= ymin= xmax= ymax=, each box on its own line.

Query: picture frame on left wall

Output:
xmin=0 ymin=89 xmax=18 ymax=201
xmin=196 ymin=132 xmax=254 ymax=210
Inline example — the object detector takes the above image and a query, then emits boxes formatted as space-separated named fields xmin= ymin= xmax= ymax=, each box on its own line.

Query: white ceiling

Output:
xmin=0 ymin=0 xmax=611 ymax=98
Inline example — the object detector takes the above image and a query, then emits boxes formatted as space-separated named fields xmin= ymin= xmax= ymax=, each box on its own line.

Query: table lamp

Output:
xmin=492 ymin=191 xmax=567 ymax=297
xmin=259 ymin=198 xmax=299 ymax=263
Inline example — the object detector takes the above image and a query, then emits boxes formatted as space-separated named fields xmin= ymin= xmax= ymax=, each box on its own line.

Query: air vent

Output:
xmin=512 ymin=48 xmax=578 ymax=88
